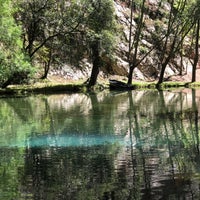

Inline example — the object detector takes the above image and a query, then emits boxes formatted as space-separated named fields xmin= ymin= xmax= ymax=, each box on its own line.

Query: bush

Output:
xmin=0 ymin=0 xmax=33 ymax=88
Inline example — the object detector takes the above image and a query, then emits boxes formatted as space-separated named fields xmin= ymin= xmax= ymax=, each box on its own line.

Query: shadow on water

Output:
xmin=0 ymin=89 xmax=200 ymax=199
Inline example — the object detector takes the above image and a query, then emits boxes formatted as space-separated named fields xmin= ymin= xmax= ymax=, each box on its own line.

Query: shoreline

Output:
xmin=0 ymin=79 xmax=200 ymax=97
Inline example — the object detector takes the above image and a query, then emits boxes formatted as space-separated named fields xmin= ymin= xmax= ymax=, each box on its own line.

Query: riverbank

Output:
xmin=1 ymin=77 xmax=200 ymax=97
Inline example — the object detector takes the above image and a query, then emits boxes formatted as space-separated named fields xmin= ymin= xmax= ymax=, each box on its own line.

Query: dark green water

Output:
xmin=0 ymin=89 xmax=200 ymax=199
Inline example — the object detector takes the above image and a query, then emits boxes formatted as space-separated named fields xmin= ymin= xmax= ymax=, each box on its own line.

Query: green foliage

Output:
xmin=192 ymin=0 xmax=200 ymax=20
xmin=86 ymin=0 xmax=116 ymax=32
xmin=85 ymin=0 xmax=117 ymax=56
xmin=14 ymin=0 xmax=118 ymax=83
xmin=0 ymin=0 xmax=33 ymax=87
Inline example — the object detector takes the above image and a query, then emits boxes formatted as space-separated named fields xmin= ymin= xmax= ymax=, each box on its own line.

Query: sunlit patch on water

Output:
xmin=5 ymin=134 xmax=136 ymax=148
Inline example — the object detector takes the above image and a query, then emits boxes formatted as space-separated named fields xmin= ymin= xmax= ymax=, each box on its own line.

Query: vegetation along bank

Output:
xmin=1 ymin=0 xmax=200 ymax=93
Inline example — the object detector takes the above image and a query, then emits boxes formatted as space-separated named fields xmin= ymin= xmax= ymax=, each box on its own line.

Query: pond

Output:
xmin=0 ymin=89 xmax=200 ymax=199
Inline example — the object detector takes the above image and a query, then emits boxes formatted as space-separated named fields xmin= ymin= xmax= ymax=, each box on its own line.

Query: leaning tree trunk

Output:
xmin=157 ymin=64 xmax=166 ymax=85
xmin=157 ymin=56 xmax=170 ymax=85
xmin=88 ymin=40 xmax=101 ymax=87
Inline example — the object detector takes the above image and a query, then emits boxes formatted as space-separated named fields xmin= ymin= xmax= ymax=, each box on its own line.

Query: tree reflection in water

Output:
xmin=0 ymin=89 xmax=200 ymax=199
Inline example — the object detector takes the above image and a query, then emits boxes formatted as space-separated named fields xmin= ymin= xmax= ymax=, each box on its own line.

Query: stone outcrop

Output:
xmin=50 ymin=0 xmax=192 ymax=82
xmin=112 ymin=0 xmax=192 ymax=81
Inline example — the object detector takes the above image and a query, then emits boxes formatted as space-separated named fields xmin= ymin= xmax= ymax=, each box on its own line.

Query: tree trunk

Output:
xmin=127 ymin=63 xmax=135 ymax=85
xmin=192 ymin=20 xmax=199 ymax=82
xmin=157 ymin=56 xmax=171 ymax=85
xmin=88 ymin=40 xmax=101 ymax=87
xmin=40 ymin=62 xmax=50 ymax=80
xmin=157 ymin=63 xmax=166 ymax=85
xmin=41 ymin=46 xmax=53 ymax=79
xmin=127 ymin=0 xmax=145 ymax=85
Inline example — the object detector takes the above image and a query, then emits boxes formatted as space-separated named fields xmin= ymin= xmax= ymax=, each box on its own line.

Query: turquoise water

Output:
xmin=0 ymin=89 xmax=200 ymax=199
xmin=8 ymin=134 xmax=130 ymax=148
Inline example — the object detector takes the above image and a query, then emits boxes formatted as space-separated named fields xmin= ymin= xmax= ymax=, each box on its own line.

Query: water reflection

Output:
xmin=0 ymin=89 xmax=200 ymax=199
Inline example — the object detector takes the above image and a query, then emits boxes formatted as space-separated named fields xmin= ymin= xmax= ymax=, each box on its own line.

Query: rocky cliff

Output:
xmin=50 ymin=0 xmax=193 ymax=82
xmin=112 ymin=0 xmax=193 ymax=81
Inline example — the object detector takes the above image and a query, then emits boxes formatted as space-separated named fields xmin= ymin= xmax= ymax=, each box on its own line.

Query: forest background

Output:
xmin=0 ymin=0 xmax=200 ymax=90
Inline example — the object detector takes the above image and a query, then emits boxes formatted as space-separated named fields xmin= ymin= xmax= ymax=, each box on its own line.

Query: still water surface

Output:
xmin=0 ymin=89 xmax=200 ymax=199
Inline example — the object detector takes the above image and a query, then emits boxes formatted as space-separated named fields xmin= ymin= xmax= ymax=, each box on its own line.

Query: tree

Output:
xmin=191 ymin=20 xmax=199 ymax=82
xmin=156 ymin=0 xmax=195 ymax=85
xmin=85 ymin=0 xmax=117 ymax=87
xmin=0 ymin=0 xmax=32 ymax=88
xmin=17 ymin=0 xmax=85 ymax=78
xmin=127 ymin=0 xmax=146 ymax=85
xmin=189 ymin=0 xmax=200 ymax=82
xmin=126 ymin=0 xmax=163 ymax=85
xmin=17 ymin=0 xmax=117 ymax=82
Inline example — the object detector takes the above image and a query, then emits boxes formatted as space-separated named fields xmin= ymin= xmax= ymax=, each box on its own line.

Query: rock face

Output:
xmin=112 ymin=0 xmax=191 ymax=81
xmin=50 ymin=0 xmax=192 ymax=82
